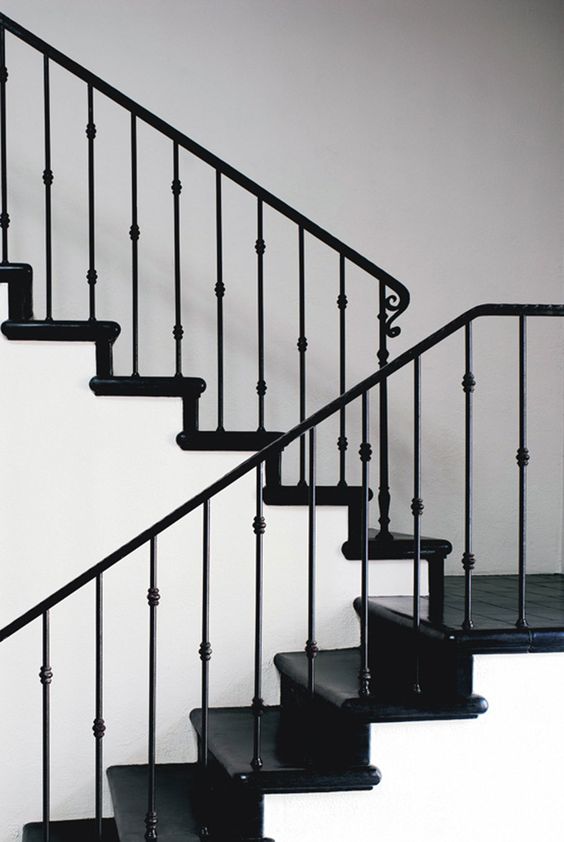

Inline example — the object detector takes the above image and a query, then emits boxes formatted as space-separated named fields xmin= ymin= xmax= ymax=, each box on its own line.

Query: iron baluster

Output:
xmin=43 ymin=55 xmax=53 ymax=320
xmin=305 ymin=427 xmax=318 ymax=695
xmin=171 ymin=141 xmax=183 ymax=376
xmin=199 ymin=501 xmax=211 ymax=837
xmin=93 ymin=574 xmax=106 ymax=841
xmin=462 ymin=324 xmax=476 ymax=629
xmin=86 ymin=84 xmax=97 ymax=320
xmin=337 ymin=254 xmax=348 ymax=486
xmin=377 ymin=285 xmax=391 ymax=537
xmin=130 ymin=114 xmax=140 ymax=377
xmin=251 ymin=463 xmax=266 ymax=770
xmin=411 ymin=356 xmax=423 ymax=694
xmin=255 ymin=199 xmax=266 ymax=431
xmin=40 ymin=611 xmax=53 ymax=842
xmin=516 ymin=315 xmax=529 ymax=628
xmin=145 ymin=537 xmax=159 ymax=840
xmin=358 ymin=393 xmax=372 ymax=696
xmin=0 ymin=24 xmax=9 ymax=263
xmin=215 ymin=171 xmax=225 ymax=431
xmin=298 ymin=226 xmax=307 ymax=485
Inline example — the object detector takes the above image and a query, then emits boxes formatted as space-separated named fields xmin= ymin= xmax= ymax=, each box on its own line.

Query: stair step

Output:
xmin=23 ymin=819 xmax=118 ymax=842
xmin=342 ymin=529 xmax=452 ymax=561
xmin=177 ymin=429 xmax=284 ymax=451
xmin=274 ymin=648 xmax=487 ymax=721
xmin=189 ymin=706 xmax=380 ymax=793
xmin=107 ymin=764 xmax=203 ymax=842
xmin=263 ymin=483 xmax=370 ymax=507
xmin=90 ymin=375 xmax=206 ymax=398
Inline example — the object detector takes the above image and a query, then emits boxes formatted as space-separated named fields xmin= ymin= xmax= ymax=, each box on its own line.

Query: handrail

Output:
xmin=0 ymin=11 xmax=409 ymax=310
xmin=1 ymin=301 xmax=561 ymax=643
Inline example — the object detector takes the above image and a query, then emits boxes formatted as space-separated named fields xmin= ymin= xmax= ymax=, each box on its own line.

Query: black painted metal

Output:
xmin=86 ymin=84 xmax=97 ymax=321
xmin=199 ymin=501 xmax=211 ymax=839
xmin=305 ymin=427 xmax=318 ymax=696
xmin=0 ymin=23 xmax=8 ymax=263
xmin=376 ymin=286 xmax=391 ymax=539
xmin=43 ymin=56 xmax=53 ymax=321
xmin=298 ymin=226 xmax=307 ymax=485
xmin=252 ymin=463 xmax=266 ymax=770
xmin=145 ymin=537 xmax=159 ymax=841
xmin=516 ymin=315 xmax=529 ymax=628
xmin=130 ymin=114 xmax=139 ymax=377
xmin=462 ymin=323 xmax=476 ymax=630
xmin=411 ymin=356 xmax=422 ymax=695
xmin=337 ymin=254 xmax=348 ymax=486
xmin=40 ymin=611 xmax=52 ymax=842
xmin=215 ymin=170 xmax=225 ymax=431
xmin=255 ymin=199 xmax=266 ymax=432
xmin=172 ymin=142 xmax=183 ymax=378
xmin=93 ymin=574 xmax=105 ymax=842
xmin=358 ymin=393 xmax=371 ymax=697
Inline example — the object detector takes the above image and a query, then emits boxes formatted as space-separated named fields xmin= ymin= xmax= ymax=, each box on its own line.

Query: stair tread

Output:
xmin=190 ymin=706 xmax=380 ymax=793
xmin=2 ymin=319 xmax=120 ymax=341
xmin=275 ymin=648 xmax=487 ymax=721
xmin=342 ymin=529 xmax=452 ymax=561
xmin=90 ymin=375 xmax=206 ymax=397
xmin=23 ymin=819 xmax=118 ymax=842
xmin=177 ymin=429 xmax=284 ymax=451
xmin=263 ymin=483 xmax=372 ymax=506
xmin=107 ymin=764 xmax=202 ymax=842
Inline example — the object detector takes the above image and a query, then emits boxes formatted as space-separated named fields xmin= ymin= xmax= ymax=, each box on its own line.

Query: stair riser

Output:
xmin=0 ymin=263 xmax=33 ymax=321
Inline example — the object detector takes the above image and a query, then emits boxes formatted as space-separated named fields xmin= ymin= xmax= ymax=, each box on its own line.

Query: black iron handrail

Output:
xmin=2 ymin=301 xmax=561 ymax=644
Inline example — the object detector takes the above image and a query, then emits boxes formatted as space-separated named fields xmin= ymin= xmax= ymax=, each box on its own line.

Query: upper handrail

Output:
xmin=0 ymin=11 xmax=409 ymax=310
xmin=1 ymin=301 xmax=561 ymax=643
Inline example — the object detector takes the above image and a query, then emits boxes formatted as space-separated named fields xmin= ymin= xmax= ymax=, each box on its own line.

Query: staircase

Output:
xmin=1 ymin=11 xmax=564 ymax=842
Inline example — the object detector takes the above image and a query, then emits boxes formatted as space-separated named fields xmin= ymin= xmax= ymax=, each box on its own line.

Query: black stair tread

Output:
xmin=263 ymin=483 xmax=372 ymax=506
xmin=23 ymin=819 xmax=118 ymax=842
xmin=364 ymin=574 xmax=564 ymax=653
xmin=90 ymin=375 xmax=206 ymax=398
xmin=190 ymin=706 xmax=380 ymax=793
xmin=342 ymin=529 xmax=452 ymax=561
xmin=274 ymin=648 xmax=487 ymax=721
xmin=2 ymin=319 xmax=120 ymax=341
xmin=107 ymin=764 xmax=202 ymax=842
xmin=177 ymin=429 xmax=284 ymax=451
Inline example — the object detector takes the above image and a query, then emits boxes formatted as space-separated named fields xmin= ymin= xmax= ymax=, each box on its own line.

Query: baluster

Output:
xmin=462 ymin=324 xmax=476 ymax=629
xmin=0 ymin=24 xmax=9 ymax=263
xmin=251 ymin=463 xmax=266 ymax=769
xmin=171 ymin=142 xmax=183 ymax=376
xmin=43 ymin=56 xmax=53 ymax=320
xmin=297 ymin=227 xmax=307 ymax=485
xmin=215 ymin=171 xmax=225 ymax=430
xmin=255 ymin=199 xmax=266 ymax=431
xmin=199 ymin=501 xmax=211 ymax=837
xmin=145 ymin=537 xmax=159 ymax=840
xmin=93 ymin=574 xmax=106 ymax=841
xmin=337 ymin=254 xmax=348 ymax=486
xmin=516 ymin=316 xmax=529 ymax=628
xmin=377 ymin=285 xmax=391 ymax=537
xmin=40 ymin=611 xmax=53 ymax=842
xmin=130 ymin=114 xmax=140 ymax=376
xmin=358 ymin=394 xmax=372 ymax=696
xmin=86 ymin=84 xmax=97 ymax=320
xmin=305 ymin=427 xmax=318 ymax=695
xmin=411 ymin=356 xmax=423 ymax=694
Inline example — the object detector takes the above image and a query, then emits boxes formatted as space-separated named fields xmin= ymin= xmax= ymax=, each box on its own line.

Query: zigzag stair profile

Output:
xmin=1 ymin=10 xmax=563 ymax=842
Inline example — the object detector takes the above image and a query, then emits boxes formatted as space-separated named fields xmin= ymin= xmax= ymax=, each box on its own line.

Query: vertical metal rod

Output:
xmin=145 ymin=538 xmax=159 ymax=840
xmin=298 ymin=226 xmax=307 ymax=485
xmin=200 ymin=501 xmax=211 ymax=771
xmin=215 ymin=171 xmax=225 ymax=431
xmin=172 ymin=142 xmax=183 ymax=377
xmin=255 ymin=199 xmax=266 ymax=431
xmin=130 ymin=114 xmax=140 ymax=376
xmin=377 ymin=285 xmax=391 ymax=537
xmin=40 ymin=611 xmax=52 ymax=842
xmin=43 ymin=56 xmax=53 ymax=320
xmin=86 ymin=84 xmax=97 ymax=321
xmin=411 ymin=356 xmax=423 ymax=694
xmin=337 ymin=254 xmax=348 ymax=486
xmin=516 ymin=316 xmax=529 ymax=628
xmin=251 ymin=463 xmax=266 ymax=769
xmin=305 ymin=427 xmax=318 ymax=696
xmin=94 ymin=574 xmax=105 ymax=841
xmin=462 ymin=324 xmax=476 ymax=629
xmin=0 ymin=24 xmax=9 ymax=264
xmin=358 ymin=393 xmax=372 ymax=697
